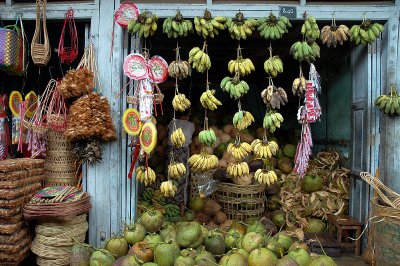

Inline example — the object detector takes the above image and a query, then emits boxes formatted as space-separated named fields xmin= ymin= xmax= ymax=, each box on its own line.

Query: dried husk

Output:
xmin=59 ymin=68 xmax=94 ymax=99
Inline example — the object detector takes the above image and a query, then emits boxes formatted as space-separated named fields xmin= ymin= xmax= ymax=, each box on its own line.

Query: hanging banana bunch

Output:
xmin=136 ymin=166 xmax=156 ymax=186
xmin=163 ymin=10 xmax=193 ymax=38
xmin=350 ymin=16 xmax=384 ymax=45
xmin=261 ymin=79 xmax=288 ymax=110
xmin=200 ymin=88 xmax=222 ymax=111
xmin=292 ymin=66 xmax=307 ymax=97
xmin=375 ymin=86 xmax=400 ymax=116
xmin=168 ymin=46 xmax=191 ymax=80
xmin=226 ymin=11 xmax=259 ymax=41
xmin=258 ymin=12 xmax=292 ymax=40
xmin=128 ymin=11 xmax=158 ymax=38
xmin=188 ymin=42 xmax=211 ymax=73
xmin=194 ymin=9 xmax=226 ymax=39
xmin=232 ymin=110 xmax=254 ymax=130
xmin=290 ymin=15 xmax=320 ymax=63
xmin=320 ymin=14 xmax=350 ymax=48
xmin=263 ymin=45 xmax=283 ymax=78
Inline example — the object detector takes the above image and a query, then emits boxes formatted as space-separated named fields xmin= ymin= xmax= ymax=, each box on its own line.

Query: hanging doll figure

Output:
xmin=166 ymin=109 xmax=195 ymax=211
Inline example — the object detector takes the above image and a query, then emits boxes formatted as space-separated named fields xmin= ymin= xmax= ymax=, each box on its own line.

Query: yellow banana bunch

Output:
xmin=188 ymin=46 xmax=211 ymax=73
xmin=171 ymin=128 xmax=186 ymax=147
xmin=254 ymin=169 xmax=278 ymax=186
xmin=172 ymin=93 xmax=191 ymax=112
xmin=232 ymin=110 xmax=254 ymax=130
xmin=194 ymin=9 xmax=226 ymax=39
xmin=136 ymin=166 xmax=156 ymax=186
xmin=258 ymin=13 xmax=291 ymax=40
xmin=251 ymin=139 xmax=279 ymax=159
xmin=226 ymin=11 xmax=259 ymax=40
xmin=263 ymin=111 xmax=284 ymax=133
xmin=227 ymin=161 xmax=250 ymax=178
xmin=163 ymin=10 xmax=193 ymax=38
xmin=320 ymin=24 xmax=351 ymax=48
xmin=301 ymin=15 xmax=320 ymax=40
xmin=290 ymin=41 xmax=320 ymax=63
xmin=168 ymin=60 xmax=191 ymax=80
xmin=263 ymin=56 xmax=283 ymax=77
xmin=200 ymin=89 xmax=222 ymax=110
xmin=127 ymin=11 xmax=158 ymax=38
xmin=261 ymin=85 xmax=288 ymax=110
xmin=160 ymin=180 xmax=178 ymax=197
xmin=292 ymin=76 xmax=307 ymax=97
xmin=168 ymin=162 xmax=187 ymax=180
xmin=228 ymin=58 xmax=255 ymax=77
xmin=188 ymin=152 xmax=219 ymax=173
xmin=220 ymin=76 xmax=250 ymax=100
xmin=350 ymin=20 xmax=384 ymax=45
xmin=227 ymin=141 xmax=252 ymax=160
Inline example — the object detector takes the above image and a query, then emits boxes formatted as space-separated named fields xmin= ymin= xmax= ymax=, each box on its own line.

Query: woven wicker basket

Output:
xmin=31 ymin=0 xmax=51 ymax=66
xmin=216 ymin=182 xmax=266 ymax=221
xmin=45 ymin=130 xmax=76 ymax=187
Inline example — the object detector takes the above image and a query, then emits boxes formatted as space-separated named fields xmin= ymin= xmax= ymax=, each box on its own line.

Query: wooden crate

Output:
xmin=305 ymin=232 xmax=341 ymax=258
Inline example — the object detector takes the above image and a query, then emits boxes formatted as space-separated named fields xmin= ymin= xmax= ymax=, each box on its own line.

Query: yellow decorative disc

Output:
xmin=25 ymin=91 xmax=38 ymax=118
xmin=9 ymin=91 xmax=23 ymax=117
xmin=140 ymin=121 xmax=157 ymax=154
xmin=122 ymin=108 xmax=142 ymax=136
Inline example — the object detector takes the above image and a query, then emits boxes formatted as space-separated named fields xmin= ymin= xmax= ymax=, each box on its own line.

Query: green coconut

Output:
xmin=283 ymin=144 xmax=296 ymax=158
xmin=112 ymin=255 xmax=140 ymax=266
xmin=143 ymin=234 xmax=163 ymax=251
xmin=219 ymin=253 xmax=247 ymax=266
xmin=266 ymin=239 xmax=285 ymax=258
xmin=154 ymin=243 xmax=181 ymax=266
xmin=241 ymin=232 xmax=264 ymax=253
xmin=203 ymin=232 xmax=225 ymax=255
xmin=160 ymin=224 xmax=177 ymax=243
xmin=89 ymin=249 xmax=115 ymax=266
xmin=304 ymin=218 xmax=326 ymax=234
xmin=174 ymin=255 xmax=196 ymax=266
xmin=274 ymin=234 xmax=294 ymax=251
xmin=142 ymin=263 xmax=159 ymax=266
xmin=248 ymin=248 xmax=278 ymax=266
xmin=175 ymin=222 xmax=204 ymax=248
xmin=124 ymin=223 xmax=146 ymax=245
xmin=105 ymin=237 xmax=128 ymax=258
xmin=301 ymin=175 xmax=323 ymax=193
xmin=194 ymin=251 xmax=216 ymax=266
xmin=287 ymin=248 xmax=311 ymax=266
xmin=272 ymin=210 xmax=286 ymax=228
xmin=308 ymin=255 xmax=337 ymax=266
xmin=140 ymin=210 xmax=164 ymax=233
xmin=278 ymin=157 xmax=294 ymax=174
xmin=224 ymin=229 xmax=244 ymax=250
xmin=70 ymin=243 xmax=93 ymax=266
xmin=276 ymin=256 xmax=300 ymax=266
xmin=227 ymin=248 xmax=249 ymax=259
xmin=289 ymin=242 xmax=309 ymax=253
xmin=246 ymin=221 xmax=266 ymax=234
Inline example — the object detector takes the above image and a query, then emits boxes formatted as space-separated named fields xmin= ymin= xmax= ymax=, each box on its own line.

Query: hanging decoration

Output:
xmin=25 ymin=91 xmax=38 ymax=118
xmin=31 ymin=0 xmax=51 ymax=66
xmin=122 ymin=108 xmax=142 ymax=136
xmin=58 ymin=7 xmax=78 ymax=64
xmin=294 ymin=64 xmax=322 ymax=177
xmin=9 ymin=91 xmax=22 ymax=147
xmin=114 ymin=2 xmax=139 ymax=28
xmin=0 ymin=96 xmax=10 ymax=160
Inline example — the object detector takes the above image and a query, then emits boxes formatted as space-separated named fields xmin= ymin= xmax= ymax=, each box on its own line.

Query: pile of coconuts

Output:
xmin=70 ymin=209 xmax=338 ymax=266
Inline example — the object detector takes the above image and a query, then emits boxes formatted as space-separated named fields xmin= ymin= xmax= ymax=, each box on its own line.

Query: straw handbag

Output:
xmin=31 ymin=0 xmax=51 ymax=66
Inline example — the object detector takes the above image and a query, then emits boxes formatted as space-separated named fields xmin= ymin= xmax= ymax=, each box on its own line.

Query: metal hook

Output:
xmin=303 ymin=11 xmax=308 ymax=19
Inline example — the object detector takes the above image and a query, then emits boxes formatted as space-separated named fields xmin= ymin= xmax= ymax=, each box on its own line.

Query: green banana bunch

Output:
xmin=350 ymin=20 xmax=384 ymax=45
xmin=163 ymin=10 xmax=193 ymax=38
xmin=199 ymin=129 xmax=217 ymax=147
xmin=264 ymin=55 xmax=283 ymax=77
xmin=233 ymin=110 xmax=254 ymax=130
xmin=290 ymin=41 xmax=320 ymax=63
xmin=263 ymin=111 xmax=284 ymax=133
xmin=258 ymin=13 xmax=292 ymax=40
xmin=188 ymin=46 xmax=211 ymax=73
xmin=127 ymin=11 xmax=158 ymax=38
xmin=194 ymin=9 xmax=226 ymax=39
xmin=220 ymin=76 xmax=250 ymax=100
xmin=140 ymin=187 xmax=155 ymax=202
xmin=165 ymin=203 xmax=181 ymax=218
xmin=200 ymin=89 xmax=222 ymax=110
xmin=375 ymin=86 xmax=400 ymax=115
xmin=301 ymin=15 xmax=320 ymax=41
xmin=226 ymin=11 xmax=259 ymax=40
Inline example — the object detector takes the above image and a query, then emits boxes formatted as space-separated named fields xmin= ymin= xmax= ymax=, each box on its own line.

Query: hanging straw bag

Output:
xmin=0 ymin=18 xmax=27 ymax=76
xmin=31 ymin=0 xmax=51 ymax=66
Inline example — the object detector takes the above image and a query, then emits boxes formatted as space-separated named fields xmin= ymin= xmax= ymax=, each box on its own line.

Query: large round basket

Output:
xmin=371 ymin=198 xmax=400 ymax=266
xmin=216 ymin=182 xmax=265 ymax=221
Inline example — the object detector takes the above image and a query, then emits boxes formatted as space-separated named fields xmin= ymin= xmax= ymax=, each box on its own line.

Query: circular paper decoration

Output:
xmin=9 ymin=91 xmax=23 ymax=117
xmin=123 ymin=53 xmax=147 ymax=80
xmin=122 ymin=108 xmax=142 ymax=136
xmin=148 ymin=56 xmax=168 ymax=84
xmin=25 ymin=91 xmax=38 ymax=118
xmin=114 ymin=2 xmax=139 ymax=28
xmin=140 ymin=121 xmax=157 ymax=154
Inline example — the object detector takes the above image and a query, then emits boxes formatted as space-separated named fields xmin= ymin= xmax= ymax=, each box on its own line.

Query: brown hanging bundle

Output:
xmin=31 ymin=0 xmax=51 ymax=66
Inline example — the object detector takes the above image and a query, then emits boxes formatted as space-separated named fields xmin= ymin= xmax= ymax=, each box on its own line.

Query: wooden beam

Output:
xmin=5 ymin=0 xmax=13 ymax=7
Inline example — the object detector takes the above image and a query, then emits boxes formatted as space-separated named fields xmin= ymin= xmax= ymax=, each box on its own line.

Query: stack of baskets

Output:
xmin=31 ymin=214 xmax=88 ymax=266
xmin=23 ymin=186 xmax=91 ymax=266
xmin=0 ymin=158 xmax=45 ymax=265
xmin=45 ymin=130 xmax=77 ymax=187
xmin=216 ymin=182 xmax=266 ymax=221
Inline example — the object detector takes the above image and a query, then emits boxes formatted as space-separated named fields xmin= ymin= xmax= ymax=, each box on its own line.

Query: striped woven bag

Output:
xmin=0 ymin=20 xmax=26 ymax=76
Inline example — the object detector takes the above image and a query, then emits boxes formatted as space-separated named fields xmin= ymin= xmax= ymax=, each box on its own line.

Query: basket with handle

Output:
xmin=58 ymin=7 xmax=78 ymax=64
xmin=31 ymin=0 xmax=51 ymax=66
